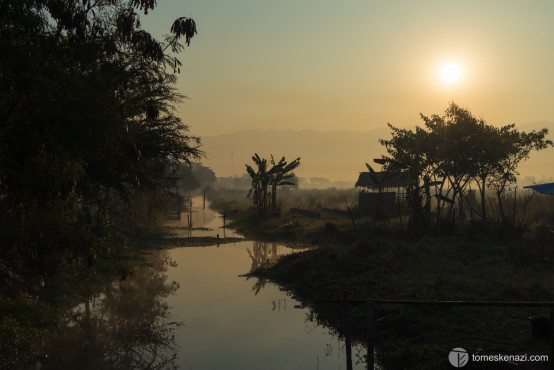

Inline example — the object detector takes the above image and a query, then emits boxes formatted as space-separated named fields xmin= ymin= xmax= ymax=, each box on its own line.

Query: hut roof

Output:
xmin=355 ymin=172 xmax=411 ymax=189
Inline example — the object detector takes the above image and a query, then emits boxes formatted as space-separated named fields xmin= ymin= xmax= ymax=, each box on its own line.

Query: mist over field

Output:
xmin=201 ymin=121 xmax=554 ymax=185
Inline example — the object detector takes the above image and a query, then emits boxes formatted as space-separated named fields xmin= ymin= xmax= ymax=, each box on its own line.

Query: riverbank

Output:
xmin=209 ymin=193 xmax=554 ymax=369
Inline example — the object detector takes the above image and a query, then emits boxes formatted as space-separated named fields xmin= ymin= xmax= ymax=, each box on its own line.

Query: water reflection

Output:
xmin=246 ymin=241 xmax=304 ymax=273
xmin=164 ymin=242 xmax=366 ymax=369
xmin=38 ymin=250 xmax=182 ymax=369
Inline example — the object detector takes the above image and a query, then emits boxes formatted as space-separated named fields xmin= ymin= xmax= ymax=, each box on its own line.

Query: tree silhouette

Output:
xmin=269 ymin=155 xmax=301 ymax=211
xmin=246 ymin=154 xmax=300 ymax=215
xmin=377 ymin=102 xmax=552 ymax=228
xmin=246 ymin=154 xmax=270 ymax=215
xmin=0 ymin=0 xmax=201 ymax=271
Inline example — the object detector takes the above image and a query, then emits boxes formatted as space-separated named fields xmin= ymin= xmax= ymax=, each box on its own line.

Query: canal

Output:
xmin=39 ymin=197 xmax=365 ymax=369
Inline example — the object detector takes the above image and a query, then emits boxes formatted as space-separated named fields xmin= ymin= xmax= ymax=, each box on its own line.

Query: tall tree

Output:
xmin=488 ymin=125 xmax=552 ymax=221
xmin=0 ymin=0 xmax=201 ymax=268
xmin=420 ymin=104 xmax=485 ymax=218
xmin=377 ymin=124 xmax=432 ymax=228
xmin=377 ymin=102 xmax=552 ymax=227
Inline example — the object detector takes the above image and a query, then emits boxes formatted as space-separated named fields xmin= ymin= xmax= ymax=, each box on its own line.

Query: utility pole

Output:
xmin=230 ymin=150 xmax=234 ymax=177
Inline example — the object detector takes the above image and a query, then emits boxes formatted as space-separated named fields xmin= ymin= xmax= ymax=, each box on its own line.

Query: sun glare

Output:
xmin=440 ymin=63 xmax=463 ymax=84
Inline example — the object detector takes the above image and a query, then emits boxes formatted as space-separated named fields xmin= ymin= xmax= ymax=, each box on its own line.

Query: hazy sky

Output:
xmin=141 ymin=0 xmax=554 ymax=137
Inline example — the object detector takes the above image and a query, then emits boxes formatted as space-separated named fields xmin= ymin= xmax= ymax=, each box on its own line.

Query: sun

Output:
xmin=440 ymin=63 xmax=463 ymax=84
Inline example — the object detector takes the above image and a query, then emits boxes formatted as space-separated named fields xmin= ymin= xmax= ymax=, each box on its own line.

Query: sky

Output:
xmin=140 ymin=0 xmax=554 ymax=138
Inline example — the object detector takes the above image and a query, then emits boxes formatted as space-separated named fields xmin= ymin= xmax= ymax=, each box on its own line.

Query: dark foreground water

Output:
xmin=38 ymin=198 xmax=366 ymax=369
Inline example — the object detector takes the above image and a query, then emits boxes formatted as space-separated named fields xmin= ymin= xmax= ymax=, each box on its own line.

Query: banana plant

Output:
xmin=269 ymin=155 xmax=300 ymax=211
xmin=246 ymin=154 xmax=300 ymax=215
xmin=246 ymin=154 xmax=269 ymax=214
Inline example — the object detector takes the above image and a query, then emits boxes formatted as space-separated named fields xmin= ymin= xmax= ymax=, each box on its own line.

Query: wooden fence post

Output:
xmin=398 ymin=198 xmax=403 ymax=233
xmin=343 ymin=297 xmax=353 ymax=370
xmin=189 ymin=198 xmax=193 ymax=228
xmin=367 ymin=302 xmax=375 ymax=370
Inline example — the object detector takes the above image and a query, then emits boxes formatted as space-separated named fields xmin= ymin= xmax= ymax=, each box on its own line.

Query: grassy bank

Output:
xmin=209 ymin=189 xmax=554 ymax=369
xmin=258 ymin=238 xmax=554 ymax=369
xmin=208 ymin=190 xmax=364 ymax=246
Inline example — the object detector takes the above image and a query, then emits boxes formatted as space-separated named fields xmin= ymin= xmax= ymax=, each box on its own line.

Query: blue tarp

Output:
xmin=524 ymin=182 xmax=554 ymax=196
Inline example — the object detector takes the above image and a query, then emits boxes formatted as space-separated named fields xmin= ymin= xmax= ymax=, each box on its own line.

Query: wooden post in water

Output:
xmin=223 ymin=209 xmax=227 ymax=229
xmin=203 ymin=187 xmax=206 ymax=210
xmin=343 ymin=297 xmax=353 ymax=370
xmin=189 ymin=198 xmax=193 ymax=228
xmin=367 ymin=302 xmax=375 ymax=370
xmin=177 ymin=195 xmax=181 ymax=220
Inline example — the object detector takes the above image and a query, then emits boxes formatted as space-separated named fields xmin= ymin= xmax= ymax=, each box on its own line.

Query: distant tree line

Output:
xmin=246 ymin=154 xmax=300 ymax=215
xmin=376 ymin=102 xmax=552 ymax=229
xmin=0 ymin=0 xmax=200 ymax=276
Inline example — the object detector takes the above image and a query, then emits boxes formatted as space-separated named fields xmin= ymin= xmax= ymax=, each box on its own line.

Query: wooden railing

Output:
xmin=318 ymin=298 xmax=554 ymax=370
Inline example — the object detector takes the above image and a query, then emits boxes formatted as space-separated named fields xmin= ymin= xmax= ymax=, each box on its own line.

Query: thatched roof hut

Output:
xmin=355 ymin=172 xmax=410 ymax=190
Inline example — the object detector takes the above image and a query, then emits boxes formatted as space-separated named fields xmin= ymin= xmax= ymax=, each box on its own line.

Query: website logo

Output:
xmin=449 ymin=348 xmax=469 ymax=367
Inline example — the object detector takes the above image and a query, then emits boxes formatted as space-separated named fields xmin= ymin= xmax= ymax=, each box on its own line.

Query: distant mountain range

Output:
xmin=199 ymin=122 xmax=554 ymax=185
